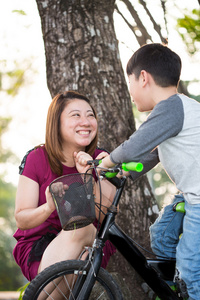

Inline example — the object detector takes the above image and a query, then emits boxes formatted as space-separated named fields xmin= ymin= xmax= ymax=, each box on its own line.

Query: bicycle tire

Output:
xmin=23 ymin=259 xmax=123 ymax=300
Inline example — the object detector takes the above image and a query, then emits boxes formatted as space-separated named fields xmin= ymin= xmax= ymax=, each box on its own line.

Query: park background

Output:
xmin=0 ymin=0 xmax=199 ymax=295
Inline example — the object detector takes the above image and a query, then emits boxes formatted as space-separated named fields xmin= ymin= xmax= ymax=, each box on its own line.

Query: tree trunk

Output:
xmin=36 ymin=0 xmax=157 ymax=297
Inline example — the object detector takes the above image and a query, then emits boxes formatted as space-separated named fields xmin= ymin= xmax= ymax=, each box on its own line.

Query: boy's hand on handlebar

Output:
xmin=95 ymin=151 xmax=109 ymax=160
xmin=98 ymin=155 xmax=115 ymax=174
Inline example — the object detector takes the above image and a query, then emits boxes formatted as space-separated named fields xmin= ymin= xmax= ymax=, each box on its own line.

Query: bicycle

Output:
xmin=23 ymin=160 xmax=187 ymax=300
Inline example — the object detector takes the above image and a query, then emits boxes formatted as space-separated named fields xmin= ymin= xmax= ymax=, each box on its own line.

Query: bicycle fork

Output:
xmin=75 ymin=239 xmax=104 ymax=300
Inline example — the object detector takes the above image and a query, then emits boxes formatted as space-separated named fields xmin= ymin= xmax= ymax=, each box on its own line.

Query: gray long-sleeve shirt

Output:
xmin=110 ymin=94 xmax=200 ymax=204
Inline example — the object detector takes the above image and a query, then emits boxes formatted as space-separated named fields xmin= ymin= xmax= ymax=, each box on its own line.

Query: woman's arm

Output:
xmin=15 ymin=175 xmax=55 ymax=230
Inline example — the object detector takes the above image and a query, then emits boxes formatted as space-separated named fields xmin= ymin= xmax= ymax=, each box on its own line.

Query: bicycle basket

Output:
xmin=49 ymin=173 xmax=95 ymax=231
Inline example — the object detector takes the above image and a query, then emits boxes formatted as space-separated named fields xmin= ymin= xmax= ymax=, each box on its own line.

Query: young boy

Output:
xmin=99 ymin=43 xmax=200 ymax=300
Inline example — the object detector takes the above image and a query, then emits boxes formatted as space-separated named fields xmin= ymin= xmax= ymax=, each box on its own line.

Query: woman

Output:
xmin=13 ymin=91 xmax=116 ymax=281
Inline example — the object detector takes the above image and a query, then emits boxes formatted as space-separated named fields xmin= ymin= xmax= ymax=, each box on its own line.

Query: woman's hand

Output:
xmin=45 ymin=186 xmax=56 ymax=213
xmin=74 ymin=151 xmax=110 ymax=174
xmin=74 ymin=151 xmax=93 ymax=173
xmin=50 ymin=182 xmax=69 ymax=198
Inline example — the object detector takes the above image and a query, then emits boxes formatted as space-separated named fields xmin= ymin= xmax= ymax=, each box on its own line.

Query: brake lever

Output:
xmin=87 ymin=159 xmax=101 ymax=166
xmin=87 ymin=161 xmax=123 ymax=177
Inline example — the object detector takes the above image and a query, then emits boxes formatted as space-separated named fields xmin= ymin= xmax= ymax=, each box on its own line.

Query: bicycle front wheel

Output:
xmin=23 ymin=259 xmax=123 ymax=300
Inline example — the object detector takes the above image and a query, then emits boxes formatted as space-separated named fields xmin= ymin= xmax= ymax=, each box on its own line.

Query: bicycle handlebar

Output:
xmin=87 ymin=159 xmax=143 ymax=178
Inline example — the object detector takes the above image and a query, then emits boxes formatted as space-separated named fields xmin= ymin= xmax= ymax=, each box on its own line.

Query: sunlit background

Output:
xmin=0 ymin=0 xmax=199 ymax=292
xmin=1 ymin=0 xmax=200 ymax=198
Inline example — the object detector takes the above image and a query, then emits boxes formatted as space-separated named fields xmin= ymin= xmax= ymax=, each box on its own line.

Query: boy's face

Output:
xmin=128 ymin=72 xmax=153 ymax=112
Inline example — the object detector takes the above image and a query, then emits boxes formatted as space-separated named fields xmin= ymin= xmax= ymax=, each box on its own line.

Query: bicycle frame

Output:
xmin=76 ymin=174 xmax=180 ymax=300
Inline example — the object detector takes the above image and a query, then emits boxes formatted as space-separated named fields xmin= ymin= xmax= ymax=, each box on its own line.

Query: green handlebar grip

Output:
xmin=98 ymin=160 xmax=143 ymax=178
xmin=175 ymin=202 xmax=185 ymax=213
xmin=104 ymin=172 xmax=118 ymax=178
xmin=122 ymin=162 xmax=143 ymax=172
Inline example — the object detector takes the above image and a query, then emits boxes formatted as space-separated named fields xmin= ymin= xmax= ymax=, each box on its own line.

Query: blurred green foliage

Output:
xmin=0 ymin=118 xmax=25 ymax=290
xmin=0 ymin=11 xmax=27 ymax=290
xmin=177 ymin=9 xmax=200 ymax=55
xmin=0 ymin=60 xmax=26 ymax=97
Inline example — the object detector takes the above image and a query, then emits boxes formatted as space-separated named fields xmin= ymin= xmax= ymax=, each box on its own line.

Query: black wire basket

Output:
xmin=49 ymin=173 xmax=96 ymax=231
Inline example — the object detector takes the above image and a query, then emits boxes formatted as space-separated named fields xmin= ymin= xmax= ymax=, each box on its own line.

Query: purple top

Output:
xmin=13 ymin=146 xmax=115 ymax=280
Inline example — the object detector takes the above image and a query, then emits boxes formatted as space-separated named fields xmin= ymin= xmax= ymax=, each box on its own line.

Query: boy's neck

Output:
xmin=152 ymin=86 xmax=178 ymax=106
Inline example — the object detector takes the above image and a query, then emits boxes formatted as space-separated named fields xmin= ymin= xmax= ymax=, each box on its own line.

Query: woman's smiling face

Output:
xmin=60 ymin=99 xmax=97 ymax=150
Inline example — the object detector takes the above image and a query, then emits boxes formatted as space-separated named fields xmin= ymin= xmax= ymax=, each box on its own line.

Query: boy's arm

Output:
xmin=98 ymin=147 xmax=159 ymax=180
xmin=110 ymin=95 xmax=184 ymax=164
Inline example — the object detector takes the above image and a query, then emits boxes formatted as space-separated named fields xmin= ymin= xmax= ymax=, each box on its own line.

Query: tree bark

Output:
xmin=36 ymin=0 xmax=157 ymax=297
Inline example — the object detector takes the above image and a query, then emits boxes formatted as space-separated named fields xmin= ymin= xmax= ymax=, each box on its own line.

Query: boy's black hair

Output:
xmin=126 ymin=43 xmax=182 ymax=87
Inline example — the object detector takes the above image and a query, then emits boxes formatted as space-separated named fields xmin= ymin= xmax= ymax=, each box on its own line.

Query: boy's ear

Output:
xmin=140 ymin=70 xmax=149 ymax=87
